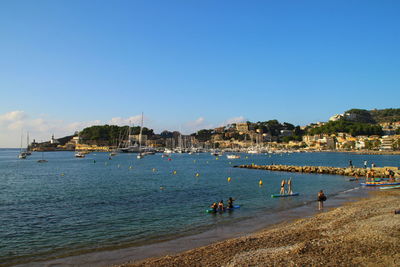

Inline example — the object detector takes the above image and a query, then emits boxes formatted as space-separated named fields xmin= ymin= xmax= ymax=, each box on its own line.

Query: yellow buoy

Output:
xmin=61 ymin=173 xmax=64 ymax=176
xmin=259 ymin=179 xmax=263 ymax=186
xmin=216 ymin=157 xmax=219 ymax=160
xmin=173 ymin=170 xmax=177 ymax=175
xmin=196 ymin=173 xmax=200 ymax=177
xmin=245 ymin=156 xmax=248 ymax=159
xmin=227 ymin=177 xmax=231 ymax=182
xmin=129 ymin=166 xmax=133 ymax=169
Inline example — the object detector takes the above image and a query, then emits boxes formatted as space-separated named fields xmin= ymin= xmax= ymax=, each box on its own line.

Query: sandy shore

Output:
xmin=119 ymin=190 xmax=400 ymax=267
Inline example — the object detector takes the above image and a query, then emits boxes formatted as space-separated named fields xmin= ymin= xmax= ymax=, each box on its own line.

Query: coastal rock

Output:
xmin=234 ymin=164 xmax=399 ymax=178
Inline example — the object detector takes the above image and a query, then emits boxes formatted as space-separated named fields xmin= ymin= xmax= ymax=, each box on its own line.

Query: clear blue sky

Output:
xmin=0 ymin=1 xmax=399 ymax=146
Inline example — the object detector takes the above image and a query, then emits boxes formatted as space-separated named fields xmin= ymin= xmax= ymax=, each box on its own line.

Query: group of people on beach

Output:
xmin=349 ymin=159 xmax=376 ymax=169
xmin=280 ymin=178 xmax=293 ymax=195
xmin=210 ymin=197 xmax=235 ymax=212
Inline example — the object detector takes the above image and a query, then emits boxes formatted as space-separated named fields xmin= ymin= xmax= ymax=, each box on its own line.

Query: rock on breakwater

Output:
xmin=234 ymin=164 xmax=400 ymax=178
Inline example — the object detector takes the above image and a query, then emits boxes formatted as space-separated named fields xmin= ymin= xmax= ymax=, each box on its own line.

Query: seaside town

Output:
xmin=28 ymin=108 xmax=400 ymax=154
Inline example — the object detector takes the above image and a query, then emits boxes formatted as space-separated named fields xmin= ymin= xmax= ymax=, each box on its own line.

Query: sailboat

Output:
xmin=18 ymin=132 xmax=27 ymax=159
xmin=137 ymin=113 xmax=144 ymax=159
xmin=26 ymin=132 xmax=32 ymax=156
xmin=37 ymin=151 xmax=47 ymax=163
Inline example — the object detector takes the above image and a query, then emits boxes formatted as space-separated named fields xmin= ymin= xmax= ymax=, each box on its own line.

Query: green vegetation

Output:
xmin=192 ymin=129 xmax=213 ymax=142
xmin=254 ymin=120 xmax=295 ymax=136
xmin=364 ymin=139 xmax=381 ymax=150
xmin=344 ymin=109 xmax=375 ymax=123
xmin=79 ymin=125 xmax=154 ymax=145
xmin=308 ymin=121 xmax=383 ymax=136
xmin=370 ymin=108 xmax=400 ymax=123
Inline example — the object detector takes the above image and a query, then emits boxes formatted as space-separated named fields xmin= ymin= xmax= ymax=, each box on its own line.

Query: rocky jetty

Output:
xmin=234 ymin=164 xmax=400 ymax=178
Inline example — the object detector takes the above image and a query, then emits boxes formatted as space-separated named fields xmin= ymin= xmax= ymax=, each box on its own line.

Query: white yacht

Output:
xmin=226 ymin=154 xmax=240 ymax=159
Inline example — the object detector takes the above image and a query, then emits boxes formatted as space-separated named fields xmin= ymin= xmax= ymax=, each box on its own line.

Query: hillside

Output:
xmin=344 ymin=108 xmax=400 ymax=123
xmin=370 ymin=108 xmax=400 ymax=123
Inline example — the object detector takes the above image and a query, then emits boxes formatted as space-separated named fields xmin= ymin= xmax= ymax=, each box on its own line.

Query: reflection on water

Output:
xmin=1 ymin=149 xmax=399 ymax=265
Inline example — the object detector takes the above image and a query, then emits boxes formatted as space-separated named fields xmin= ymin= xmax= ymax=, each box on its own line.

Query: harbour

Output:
xmin=2 ymin=149 xmax=400 ymax=266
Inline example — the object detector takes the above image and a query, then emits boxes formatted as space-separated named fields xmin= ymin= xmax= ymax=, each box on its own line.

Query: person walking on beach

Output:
xmin=280 ymin=179 xmax=286 ymax=195
xmin=287 ymin=178 xmax=293 ymax=194
xmin=318 ymin=190 xmax=327 ymax=210
xmin=349 ymin=160 xmax=353 ymax=168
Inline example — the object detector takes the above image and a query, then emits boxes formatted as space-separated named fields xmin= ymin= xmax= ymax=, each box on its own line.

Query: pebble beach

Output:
xmin=120 ymin=190 xmax=400 ymax=267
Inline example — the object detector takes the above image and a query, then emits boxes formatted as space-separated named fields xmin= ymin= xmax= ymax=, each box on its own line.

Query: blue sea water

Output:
xmin=1 ymin=149 xmax=399 ymax=266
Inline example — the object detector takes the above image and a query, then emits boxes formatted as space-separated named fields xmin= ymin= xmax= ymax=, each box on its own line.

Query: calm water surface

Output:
xmin=1 ymin=149 xmax=399 ymax=265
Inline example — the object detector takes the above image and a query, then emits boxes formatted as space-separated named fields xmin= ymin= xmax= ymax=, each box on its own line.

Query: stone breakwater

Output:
xmin=234 ymin=164 xmax=400 ymax=178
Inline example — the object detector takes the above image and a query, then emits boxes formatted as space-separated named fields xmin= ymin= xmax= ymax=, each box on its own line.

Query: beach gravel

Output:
xmin=119 ymin=190 xmax=400 ymax=267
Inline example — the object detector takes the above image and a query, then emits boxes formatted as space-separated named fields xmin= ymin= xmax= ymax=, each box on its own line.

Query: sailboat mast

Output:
xmin=20 ymin=131 xmax=23 ymax=153
xmin=139 ymin=112 xmax=143 ymax=148
xmin=27 ymin=132 xmax=29 ymax=152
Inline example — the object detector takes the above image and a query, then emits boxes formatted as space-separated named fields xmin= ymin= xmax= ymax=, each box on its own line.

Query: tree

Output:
xmin=345 ymin=109 xmax=375 ymax=123
xmin=194 ymin=129 xmax=213 ymax=142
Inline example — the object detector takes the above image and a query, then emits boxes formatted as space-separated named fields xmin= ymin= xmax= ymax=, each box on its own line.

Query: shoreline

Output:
xmin=20 ymin=187 xmax=372 ymax=267
xmin=119 ymin=189 xmax=400 ymax=267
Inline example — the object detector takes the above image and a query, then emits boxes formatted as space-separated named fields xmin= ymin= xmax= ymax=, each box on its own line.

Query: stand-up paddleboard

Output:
xmin=271 ymin=192 xmax=299 ymax=198
xmin=380 ymin=185 xmax=400 ymax=190
xmin=206 ymin=205 xmax=240 ymax=213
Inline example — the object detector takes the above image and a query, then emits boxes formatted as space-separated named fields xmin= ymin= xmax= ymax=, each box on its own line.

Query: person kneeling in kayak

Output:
xmin=218 ymin=200 xmax=224 ymax=211
xmin=210 ymin=202 xmax=218 ymax=212
xmin=227 ymin=197 xmax=234 ymax=209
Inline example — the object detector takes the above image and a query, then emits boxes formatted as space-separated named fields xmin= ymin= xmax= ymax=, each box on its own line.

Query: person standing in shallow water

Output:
xmin=318 ymin=190 xmax=327 ymax=210
xmin=280 ymin=179 xmax=286 ymax=195
xmin=287 ymin=178 xmax=292 ymax=194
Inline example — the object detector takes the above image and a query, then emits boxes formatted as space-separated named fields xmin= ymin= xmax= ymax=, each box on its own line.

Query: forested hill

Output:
xmin=79 ymin=125 xmax=154 ymax=145
xmin=370 ymin=108 xmax=400 ymax=123
xmin=344 ymin=108 xmax=400 ymax=123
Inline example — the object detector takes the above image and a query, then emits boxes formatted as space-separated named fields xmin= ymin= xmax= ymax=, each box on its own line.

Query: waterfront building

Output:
xmin=50 ymin=134 xmax=59 ymax=144
xmin=236 ymin=122 xmax=249 ymax=133
xmin=380 ymin=136 xmax=394 ymax=151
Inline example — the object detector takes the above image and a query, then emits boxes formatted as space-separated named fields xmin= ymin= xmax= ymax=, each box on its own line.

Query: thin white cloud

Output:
xmin=109 ymin=115 xmax=143 ymax=126
xmin=0 ymin=110 xmax=103 ymax=147
xmin=183 ymin=117 xmax=214 ymax=133
xmin=0 ymin=110 xmax=250 ymax=147
xmin=223 ymin=116 xmax=247 ymax=126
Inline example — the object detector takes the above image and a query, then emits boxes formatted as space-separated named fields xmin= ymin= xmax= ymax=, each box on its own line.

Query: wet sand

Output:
xmin=120 ymin=190 xmax=400 ymax=267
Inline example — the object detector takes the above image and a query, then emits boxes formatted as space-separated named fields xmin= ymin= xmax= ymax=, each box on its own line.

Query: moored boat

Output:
xmin=75 ymin=152 xmax=85 ymax=158
xmin=360 ymin=182 xmax=400 ymax=186
xmin=226 ymin=154 xmax=240 ymax=159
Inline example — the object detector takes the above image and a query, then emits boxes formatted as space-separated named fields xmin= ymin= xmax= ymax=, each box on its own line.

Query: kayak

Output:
xmin=271 ymin=193 xmax=299 ymax=198
xmin=360 ymin=182 xmax=400 ymax=187
xmin=206 ymin=205 xmax=240 ymax=213
xmin=380 ymin=185 xmax=400 ymax=190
